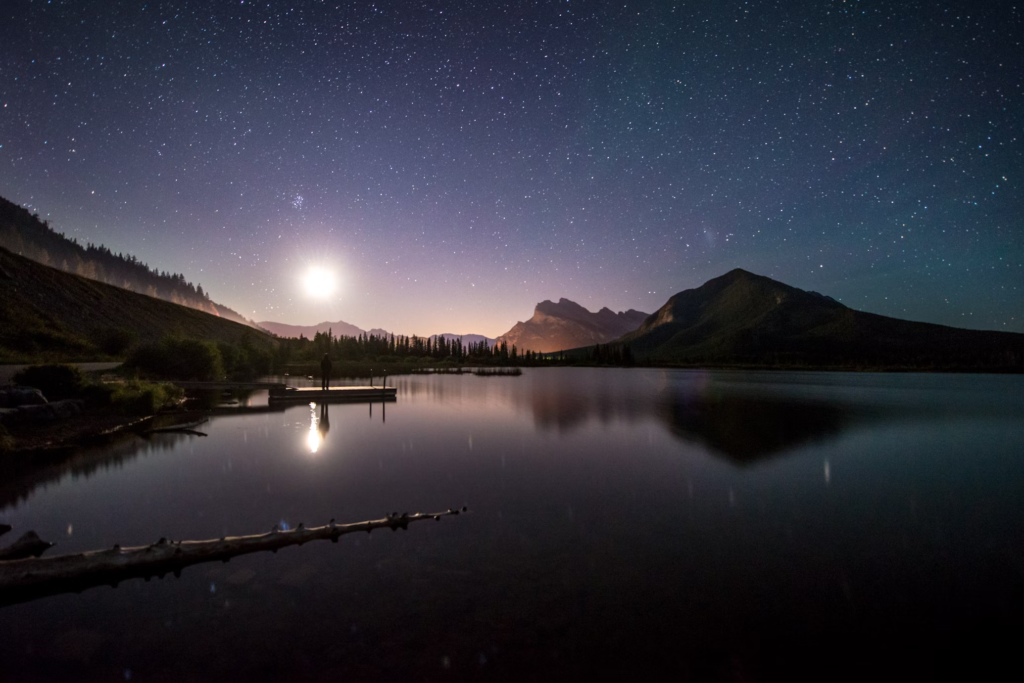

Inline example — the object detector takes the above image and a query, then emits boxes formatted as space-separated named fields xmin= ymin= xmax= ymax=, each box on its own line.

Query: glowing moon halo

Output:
xmin=303 ymin=267 xmax=336 ymax=298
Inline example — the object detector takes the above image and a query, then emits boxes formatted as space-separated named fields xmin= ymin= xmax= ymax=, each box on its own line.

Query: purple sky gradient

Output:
xmin=1 ymin=0 xmax=1021 ymax=336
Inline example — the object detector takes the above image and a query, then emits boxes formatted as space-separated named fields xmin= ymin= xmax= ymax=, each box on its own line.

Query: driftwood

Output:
xmin=0 ymin=507 xmax=467 ymax=608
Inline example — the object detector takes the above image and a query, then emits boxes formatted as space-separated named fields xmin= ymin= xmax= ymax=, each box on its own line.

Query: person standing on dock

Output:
xmin=320 ymin=354 xmax=332 ymax=390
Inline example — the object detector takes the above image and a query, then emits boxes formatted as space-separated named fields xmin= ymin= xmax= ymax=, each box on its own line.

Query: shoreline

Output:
xmin=3 ymin=361 xmax=1021 ymax=453
xmin=2 ymin=407 xmax=218 ymax=454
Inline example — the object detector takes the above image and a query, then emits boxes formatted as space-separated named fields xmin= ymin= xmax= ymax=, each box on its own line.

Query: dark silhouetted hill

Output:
xmin=497 ymin=299 xmax=649 ymax=353
xmin=0 ymin=196 xmax=253 ymax=326
xmin=618 ymin=269 xmax=1024 ymax=370
xmin=0 ymin=246 xmax=275 ymax=362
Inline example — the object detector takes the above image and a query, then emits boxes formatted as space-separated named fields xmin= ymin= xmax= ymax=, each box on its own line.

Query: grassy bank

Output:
xmin=1 ymin=364 xmax=185 ymax=452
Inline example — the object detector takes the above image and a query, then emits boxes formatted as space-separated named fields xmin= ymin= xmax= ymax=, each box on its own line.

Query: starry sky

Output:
xmin=1 ymin=0 xmax=1021 ymax=336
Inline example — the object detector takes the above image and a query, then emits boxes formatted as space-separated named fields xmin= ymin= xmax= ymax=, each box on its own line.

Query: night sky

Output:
xmin=1 ymin=0 xmax=1021 ymax=336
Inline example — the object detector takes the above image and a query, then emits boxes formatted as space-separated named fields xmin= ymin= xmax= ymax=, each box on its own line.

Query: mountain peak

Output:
xmin=724 ymin=268 xmax=755 ymax=277
xmin=536 ymin=298 xmax=590 ymax=318
xmin=711 ymin=268 xmax=759 ymax=285
xmin=619 ymin=269 xmax=1024 ymax=369
xmin=497 ymin=299 xmax=649 ymax=352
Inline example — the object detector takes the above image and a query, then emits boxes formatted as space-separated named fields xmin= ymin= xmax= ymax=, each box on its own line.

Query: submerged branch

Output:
xmin=0 ymin=507 xmax=467 ymax=607
xmin=141 ymin=418 xmax=209 ymax=436
xmin=146 ymin=428 xmax=207 ymax=437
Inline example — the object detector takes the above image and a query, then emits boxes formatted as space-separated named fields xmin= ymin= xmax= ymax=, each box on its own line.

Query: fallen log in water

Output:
xmin=0 ymin=507 xmax=467 ymax=607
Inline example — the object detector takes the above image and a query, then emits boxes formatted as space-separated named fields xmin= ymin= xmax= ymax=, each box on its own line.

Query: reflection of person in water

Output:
xmin=320 ymin=354 xmax=332 ymax=390
xmin=318 ymin=403 xmax=330 ymax=439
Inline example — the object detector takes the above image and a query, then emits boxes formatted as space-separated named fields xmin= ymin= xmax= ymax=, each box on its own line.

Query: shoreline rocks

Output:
xmin=12 ymin=399 xmax=85 ymax=422
xmin=0 ymin=387 xmax=47 ymax=408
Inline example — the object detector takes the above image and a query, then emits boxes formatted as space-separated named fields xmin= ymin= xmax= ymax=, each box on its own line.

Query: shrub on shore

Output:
xmin=12 ymin=363 xmax=87 ymax=400
xmin=123 ymin=336 xmax=274 ymax=381
xmin=125 ymin=338 xmax=224 ymax=381
xmin=217 ymin=340 xmax=273 ymax=380
xmin=6 ymin=363 xmax=182 ymax=425
xmin=107 ymin=380 xmax=184 ymax=415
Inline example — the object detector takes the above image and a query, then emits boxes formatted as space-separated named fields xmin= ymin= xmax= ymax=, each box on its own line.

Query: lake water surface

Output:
xmin=1 ymin=368 xmax=1022 ymax=681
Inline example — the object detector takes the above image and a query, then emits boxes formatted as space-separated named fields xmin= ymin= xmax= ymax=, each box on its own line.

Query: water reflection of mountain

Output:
xmin=656 ymin=392 xmax=851 ymax=463
xmin=529 ymin=386 xmax=650 ymax=433
xmin=525 ymin=372 xmax=864 ymax=463
xmin=0 ymin=433 xmax=189 ymax=511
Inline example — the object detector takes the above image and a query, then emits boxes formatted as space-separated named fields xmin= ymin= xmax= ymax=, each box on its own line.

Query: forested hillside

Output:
xmin=0 ymin=247 xmax=274 ymax=362
xmin=0 ymin=196 xmax=252 ymax=326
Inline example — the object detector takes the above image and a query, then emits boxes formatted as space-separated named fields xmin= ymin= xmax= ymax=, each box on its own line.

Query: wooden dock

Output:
xmin=268 ymin=385 xmax=396 ymax=403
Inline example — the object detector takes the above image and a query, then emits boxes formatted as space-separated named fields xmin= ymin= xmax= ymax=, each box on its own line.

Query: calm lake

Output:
xmin=1 ymin=368 xmax=1022 ymax=681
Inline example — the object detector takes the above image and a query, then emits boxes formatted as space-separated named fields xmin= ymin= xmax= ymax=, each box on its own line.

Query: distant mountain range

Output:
xmin=259 ymin=272 xmax=1023 ymax=370
xmin=495 ymin=299 xmax=649 ymax=353
xmin=256 ymin=320 xmax=496 ymax=347
xmin=0 ymin=196 xmax=254 ymax=327
xmin=8 ymin=188 xmax=1016 ymax=371
xmin=256 ymin=320 xmax=366 ymax=339
xmin=618 ymin=269 xmax=1024 ymax=370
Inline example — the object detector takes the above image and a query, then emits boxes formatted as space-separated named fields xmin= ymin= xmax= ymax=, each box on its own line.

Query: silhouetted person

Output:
xmin=318 ymin=403 xmax=330 ymax=439
xmin=320 ymin=354 xmax=332 ymax=390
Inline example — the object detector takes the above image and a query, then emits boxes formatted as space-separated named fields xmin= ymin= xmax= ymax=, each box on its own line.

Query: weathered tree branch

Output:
xmin=0 ymin=507 xmax=467 ymax=608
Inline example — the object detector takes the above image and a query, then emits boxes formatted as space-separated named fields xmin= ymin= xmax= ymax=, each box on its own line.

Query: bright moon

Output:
xmin=303 ymin=267 xmax=336 ymax=297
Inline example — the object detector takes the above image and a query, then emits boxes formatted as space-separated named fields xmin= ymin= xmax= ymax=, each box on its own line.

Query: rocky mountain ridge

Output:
xmin=495 ymin=298 xmax=649 ymax=353
xmin=617 ymin=268 xmax=1024 ymax=370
